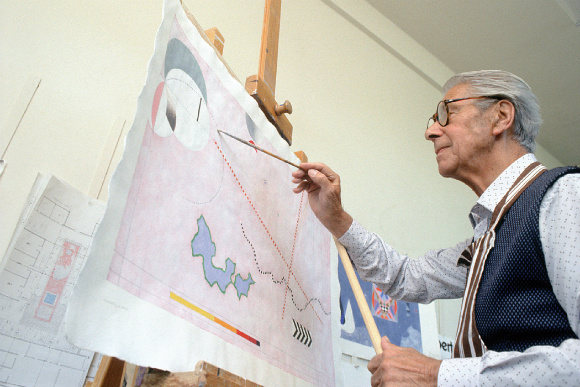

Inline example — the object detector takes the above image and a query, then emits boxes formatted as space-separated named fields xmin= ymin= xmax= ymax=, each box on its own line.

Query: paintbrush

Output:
xmin=217 ymin=130 xmax=307 ymax=172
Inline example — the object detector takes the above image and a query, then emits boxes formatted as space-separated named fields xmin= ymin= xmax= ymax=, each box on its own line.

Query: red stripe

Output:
xmin=236 ymin=330 xmax=259 ymax=346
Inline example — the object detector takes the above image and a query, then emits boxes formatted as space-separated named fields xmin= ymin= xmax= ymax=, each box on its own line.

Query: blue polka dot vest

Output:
xmin=475 ymin=166 xmax=580 ymax=352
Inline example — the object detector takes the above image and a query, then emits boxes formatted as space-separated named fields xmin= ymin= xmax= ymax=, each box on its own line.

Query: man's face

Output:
xmin=424 ymin=84 xmax=496 ymax=185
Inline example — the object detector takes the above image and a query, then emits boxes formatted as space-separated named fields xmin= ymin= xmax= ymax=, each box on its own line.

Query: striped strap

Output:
xmin=453 ymin=162 xmax=547 ymax=358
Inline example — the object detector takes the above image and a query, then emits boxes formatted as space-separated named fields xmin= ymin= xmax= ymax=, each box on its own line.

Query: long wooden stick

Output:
xmin=334 ymin=237 xmax=386 ymax=354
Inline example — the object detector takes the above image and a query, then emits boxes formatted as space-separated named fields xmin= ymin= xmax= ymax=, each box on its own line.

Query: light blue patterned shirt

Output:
xmin=339 ymin=154 xmax=580 ymax=387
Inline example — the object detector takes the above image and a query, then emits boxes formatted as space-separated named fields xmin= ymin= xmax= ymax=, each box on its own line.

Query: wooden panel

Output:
xmin=294 ymin=150 xmax=308 ymax=163
xmin=204 ymin=27 xmax=225 ymax=56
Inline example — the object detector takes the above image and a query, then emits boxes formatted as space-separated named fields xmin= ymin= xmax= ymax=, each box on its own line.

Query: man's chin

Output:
xmin=437 ymin=164 xmax=456 ymax=179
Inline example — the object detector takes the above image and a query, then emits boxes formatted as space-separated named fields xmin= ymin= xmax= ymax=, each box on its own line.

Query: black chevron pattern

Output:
xmin=292 ymin=318 xmax=312 ymax=347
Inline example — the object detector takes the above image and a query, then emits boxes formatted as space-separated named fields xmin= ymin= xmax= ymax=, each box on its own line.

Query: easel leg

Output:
xmin=89 ymin=356 xmax=126 ymax=387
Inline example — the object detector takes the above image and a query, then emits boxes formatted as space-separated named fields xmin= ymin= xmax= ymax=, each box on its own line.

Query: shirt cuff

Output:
xmin=437 ymin=357 xmax=479 ymax=387
xmin=337 ymin=219 xmax=368 ymax=251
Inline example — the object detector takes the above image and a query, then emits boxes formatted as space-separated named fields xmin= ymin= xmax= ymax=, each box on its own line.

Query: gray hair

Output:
xmin=443 ymin=70 xmax=541 ymax=153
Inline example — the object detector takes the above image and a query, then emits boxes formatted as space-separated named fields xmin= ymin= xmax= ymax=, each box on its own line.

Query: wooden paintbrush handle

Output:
xmin=334 ymin=237 xmax=385 ymax=354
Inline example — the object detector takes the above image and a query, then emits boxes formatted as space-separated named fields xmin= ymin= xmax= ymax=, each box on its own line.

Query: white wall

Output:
xmin=0 ymin=0 xmax=565 ymax=385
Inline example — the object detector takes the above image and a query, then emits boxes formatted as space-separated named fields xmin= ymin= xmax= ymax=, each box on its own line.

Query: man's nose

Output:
xmin=425 ymin=122 xmax=442 ymax=141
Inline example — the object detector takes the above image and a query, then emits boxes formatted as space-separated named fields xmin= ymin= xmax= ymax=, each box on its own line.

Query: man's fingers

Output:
xmin=293 ymin=180 xmax=310 ymax=193
xmin=298 ymin=162 xmax=325 ymax=171
xmin=307 ymin=168 xmax=333 ymax=191
xmin=292 ymin=168 xmax=307 ymax=179
xmin=381 ymin=336 xmax=391 ymax=348
xmin=293 ymin=163 xmax=340 ymax=192
xmin=292 ymin=175 xmax=313 ymax=183
xmin=368 ymin=339 xmax=393 ymax=374
xmin=299 ymin=162 xmax=338 ymax=180
xmin=367 ymin=352 xmax=381 ymax=373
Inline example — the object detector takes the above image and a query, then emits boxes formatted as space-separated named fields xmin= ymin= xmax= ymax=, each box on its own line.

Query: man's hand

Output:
xmin=291 ymin=162 xmax=352 ymax=238
xmin=368 ymin=337 xmax=441 ymax=387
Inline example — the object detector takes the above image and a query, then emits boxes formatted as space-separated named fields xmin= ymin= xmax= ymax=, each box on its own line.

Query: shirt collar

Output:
xmin=468 ymin=153 xmax=538 ymax=229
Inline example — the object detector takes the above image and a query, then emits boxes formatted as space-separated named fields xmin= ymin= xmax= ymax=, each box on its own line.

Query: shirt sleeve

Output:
xmin=540 ymin=173 xmax=580 ymax=338
xmin=438 ymin=173 xmax=580 ymax=387
xmin=438 ymin=339 xmax=580 ymax=387
xmin=338 ymin=219 xmax=469 ymax=303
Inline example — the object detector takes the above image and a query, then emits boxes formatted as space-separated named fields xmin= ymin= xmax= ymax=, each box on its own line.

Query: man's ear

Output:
xmin=492 ymin=99 xmax=515 ymax=136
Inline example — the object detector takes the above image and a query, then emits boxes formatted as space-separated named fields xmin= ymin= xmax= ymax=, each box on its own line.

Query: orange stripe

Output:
xmin=213 ymin=316 xmax=236 ymax=334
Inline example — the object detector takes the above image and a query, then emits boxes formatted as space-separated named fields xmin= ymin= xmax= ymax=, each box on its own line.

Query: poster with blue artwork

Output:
xmin=338 ymin=255 xmax=422 ymax=352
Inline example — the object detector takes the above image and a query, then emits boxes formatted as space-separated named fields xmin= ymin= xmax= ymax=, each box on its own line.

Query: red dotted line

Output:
xmin=214 ymin=139 xmax=322 ymax=323
xmin=281 ymin=193 xmax=304 ymax=318
xmin=214 ymin=140 xmax=285 ymax=262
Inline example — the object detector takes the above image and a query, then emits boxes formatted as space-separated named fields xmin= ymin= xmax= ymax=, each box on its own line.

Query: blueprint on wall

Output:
xmin=0 ymin=174 xmax=104 ymax=387
xmin=65 ymin=1 xmax=334 ymax=386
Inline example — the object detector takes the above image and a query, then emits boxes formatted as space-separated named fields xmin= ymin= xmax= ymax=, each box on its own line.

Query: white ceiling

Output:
xmin=365 ymin=0 xmax=580 ymax=165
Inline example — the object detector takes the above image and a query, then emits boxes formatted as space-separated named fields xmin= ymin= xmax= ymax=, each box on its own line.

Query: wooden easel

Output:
xmin=245 ymin=0 xmax=294 ymax=145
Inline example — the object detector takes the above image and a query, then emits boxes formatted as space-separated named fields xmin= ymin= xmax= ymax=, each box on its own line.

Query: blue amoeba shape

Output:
xmin=191 ymin=215 xmax=255 ymax=296
xmin=191 ymin=215 xmax=235 ymax=293
xmin=234 ymin=273 xmax=255 ymax=299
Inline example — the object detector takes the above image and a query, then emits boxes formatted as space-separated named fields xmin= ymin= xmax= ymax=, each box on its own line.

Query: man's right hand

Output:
xmin=292 ymin=162 xmax=353 ymax=238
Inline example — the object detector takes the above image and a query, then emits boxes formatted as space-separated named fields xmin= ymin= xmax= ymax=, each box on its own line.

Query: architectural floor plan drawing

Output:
xmin=0 ymin=174 xmax=105 ymax=387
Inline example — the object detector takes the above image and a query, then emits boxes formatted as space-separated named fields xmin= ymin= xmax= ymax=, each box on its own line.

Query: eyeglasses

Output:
xmin=427 ymin=96 xmax=503 ymax=129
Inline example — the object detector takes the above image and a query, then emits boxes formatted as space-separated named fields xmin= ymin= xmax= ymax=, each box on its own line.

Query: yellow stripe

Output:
xmin=170 ymin=292 xmax=215 ymax=322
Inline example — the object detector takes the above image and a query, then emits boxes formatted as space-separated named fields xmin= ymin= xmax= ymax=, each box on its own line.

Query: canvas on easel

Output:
xmin=65 ymin=1 xmax=334 ymax=386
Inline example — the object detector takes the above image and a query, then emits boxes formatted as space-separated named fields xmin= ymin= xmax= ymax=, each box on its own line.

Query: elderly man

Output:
xmin=292 ymin=70 xmax=579 ymax=387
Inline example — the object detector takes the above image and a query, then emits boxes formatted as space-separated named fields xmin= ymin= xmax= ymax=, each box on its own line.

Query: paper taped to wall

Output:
xmin=0 ymin=174 xmax=104 ymax=387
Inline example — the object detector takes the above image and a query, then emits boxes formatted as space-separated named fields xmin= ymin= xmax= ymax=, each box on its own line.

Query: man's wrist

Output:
xmin=428 ymin=359 xmax=442 ymax=387
xmin=328 ymin=211 xmax=353 ymax=239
